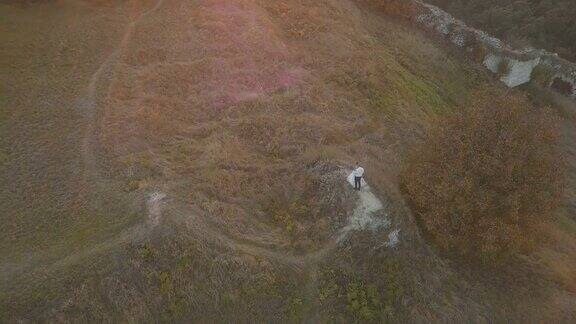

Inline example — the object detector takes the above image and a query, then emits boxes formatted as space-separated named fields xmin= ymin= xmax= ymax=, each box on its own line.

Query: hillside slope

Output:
xmin=1 ymin=0 xmax=575 ymax=322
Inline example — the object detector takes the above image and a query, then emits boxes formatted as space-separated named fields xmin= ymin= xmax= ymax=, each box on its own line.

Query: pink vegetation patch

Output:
xmin=199 ymin=0 xmax=307 ymax=107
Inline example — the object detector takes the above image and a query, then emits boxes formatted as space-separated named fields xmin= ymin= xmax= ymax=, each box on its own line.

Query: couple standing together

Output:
xmin=353 ymin=163 xmax=364 ymax=191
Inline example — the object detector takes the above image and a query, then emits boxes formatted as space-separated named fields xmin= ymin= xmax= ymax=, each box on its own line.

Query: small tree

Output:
xmin=400 ymin=89 xmax=563 ymax=262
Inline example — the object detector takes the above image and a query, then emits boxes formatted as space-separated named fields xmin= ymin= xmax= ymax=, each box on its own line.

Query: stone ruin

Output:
xmin=386 ymin=0 xmax=576 ymax=99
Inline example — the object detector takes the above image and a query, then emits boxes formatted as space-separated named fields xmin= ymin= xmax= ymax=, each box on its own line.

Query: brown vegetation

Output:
xmin=95 ymin=0 xmax=481 ymax=252
xmin=401 ymin=89 xmax=563 ymax=261
xmin=3 ymin=0 xmax=576 ymax=321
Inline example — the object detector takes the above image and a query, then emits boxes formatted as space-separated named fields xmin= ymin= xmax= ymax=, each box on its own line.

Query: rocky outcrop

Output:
xmin=373 ymin=0 xmax=576 ymax=99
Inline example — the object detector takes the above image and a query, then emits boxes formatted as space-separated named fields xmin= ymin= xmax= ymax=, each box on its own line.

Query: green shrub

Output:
xmin=346 ymin=281 xmax=381 ymax=322
xmin=125 ymin=180 xmax=142 ymax=192
xmin=137 ymin=244 xmax=154 ymax=261
xmin=400 ymin=89 xmax=563 ymax=262
xmin=267 ymin=197 xmax=312 ymax=234
xmin=0 ymin=150 xmax=8 ymax=165
xmin=318 ymin=268 xmax=400 ymax=323
xmin=158 ymin=271 xmax=173 ymax=296
xmin=531 ymin=64 xmax=554 ymax=87
xmin=288 ymin=296 xmax=304 ymax=321
xmin=273 ymin=210 xmax=296 ymax=233
xmin=380 ymin=260 xmax=404 ymax=306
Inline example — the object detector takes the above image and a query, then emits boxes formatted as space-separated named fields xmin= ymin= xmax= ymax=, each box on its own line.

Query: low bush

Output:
xmin=469 ymin=42 xmax=488 ymax=63
xmin=318 ymin=265 xmax=402 ymax=322
xmin=497 ymin=58 xmax=511 ymax=77
xmin=400 ymin=89 xmax=563 ymax=262
xmin=551 ymin=77 xmax=575 ymax=96
xmin=531 ymin=64 xmax=554 ymax=87
xmin=346 ymin=280 xmax=381 ymax=322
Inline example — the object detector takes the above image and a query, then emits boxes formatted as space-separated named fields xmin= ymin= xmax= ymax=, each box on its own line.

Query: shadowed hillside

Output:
xmin=428 ymin=0 xmax=576 ymax=61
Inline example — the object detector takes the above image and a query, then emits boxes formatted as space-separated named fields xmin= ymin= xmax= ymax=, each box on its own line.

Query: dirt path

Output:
xmin=3 ymin=0 xmax=170 ymax=282
xmin=1 ymin=191 xmax=167 ymax=290
xmin=170 ymin=169 xmax=394 ymax=320
xmin=75 ymin=0 xmax=329 ymax=274
xmin=1 ymin=0 xmax=169 ymax=289
xmin=174 ymin=170 xmax=390 ymax=268
xmin=80 ymin=0 xmax=166 ymax=182
xmin=4 ymin=0 xmax=394 ymax=308
xmin=8 ymin=0 xmax=394 ymax=316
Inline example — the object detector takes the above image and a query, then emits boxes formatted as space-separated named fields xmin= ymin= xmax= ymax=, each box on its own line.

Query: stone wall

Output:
xmin=376 ymin=0 xmax=576 ymax=99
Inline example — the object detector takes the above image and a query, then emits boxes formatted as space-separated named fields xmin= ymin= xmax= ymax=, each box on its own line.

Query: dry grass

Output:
xmin=0 ymin=0 xmax=142 ymax=252
xmin=92 ymin=0 xmax=483 ymax=254
xmin=0 ymin=0 xmax=152 ymax=319
xmin=538 ymin=223 xmax=576 ymax=292
xmin=3 ymin=0 xmax=575 ymax=322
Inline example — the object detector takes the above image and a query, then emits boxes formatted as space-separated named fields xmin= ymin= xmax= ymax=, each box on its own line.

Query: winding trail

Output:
xmin=171 ymin=170 xmax=393 ymax=320
xmin=84 ymin=0 xmax=391 ymax=267
xmin=50 ymin=0 xmax=395 ymax=318
xmin=174 ymin=170 xmax=391 ymax=269
xmin=0 ymin=0 xmax=169 ymax=288
xmin=1 ymin=0 xmax=169 ymax=287
xmin=80 ymin=0 xmax=395 ymax=272
xmin=80 ymin=0 xmax=166 ymax=181
xmin=79 ymin=0 xmax=169 ymax=230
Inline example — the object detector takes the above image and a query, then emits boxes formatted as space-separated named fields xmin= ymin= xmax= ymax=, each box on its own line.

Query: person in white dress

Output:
xmin=353 ymin=163 xmax=365 ymax=190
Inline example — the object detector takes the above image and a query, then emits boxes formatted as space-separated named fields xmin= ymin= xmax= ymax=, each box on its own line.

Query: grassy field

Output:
xmin=0 ymin=1 xmax=148 ymax=318
xmin=559 ymin=215 xmax=576 ymax=236
xmin=1 ymin=0 xmax=575 ymax=322
xmin=85 ymin=0 xmax=488 ymax=258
